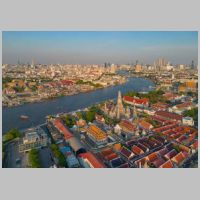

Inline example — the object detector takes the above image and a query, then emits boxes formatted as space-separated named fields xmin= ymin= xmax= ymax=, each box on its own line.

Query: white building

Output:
xmin=182 ymin=117 xmax=194 ymax=126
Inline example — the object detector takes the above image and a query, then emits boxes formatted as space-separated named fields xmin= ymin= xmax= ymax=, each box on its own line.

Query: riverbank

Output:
xmin=3 ymin=80 xmax=127 ymax=109
xmin=2 ymin=77 xmax=155 ymax=134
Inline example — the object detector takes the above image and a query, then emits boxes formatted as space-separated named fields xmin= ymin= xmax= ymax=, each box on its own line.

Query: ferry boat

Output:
xmin=20 ymin=115 xmax=29 ymax=120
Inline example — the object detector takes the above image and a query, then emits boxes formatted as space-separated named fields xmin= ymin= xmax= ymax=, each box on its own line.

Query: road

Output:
xmin=4 ymin=139 xmax=28 ymax=168
xmin=39 ymin=146 xmax=54 ymax=168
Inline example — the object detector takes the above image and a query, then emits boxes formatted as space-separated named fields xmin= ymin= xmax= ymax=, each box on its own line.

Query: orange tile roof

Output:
xmin=139 ymin=120 xmax=153 ymax=130
xmin=119 ymin=120 xmax=136 ymax=132
xmin=147 ymin=152 xmax=158 ymax=162
xmin=191 ymin=141 xmax=198 ymax=150
xmin=105 ymin=153 xmax=119 ymax=161
xmin=159 ymin=160 xmax=174 ymax=168
xmin=132 ymin=145 xmax=144 ymax=155
xmin=101 ymin=148 xmax=113 ymax=157
xmin=78 ymin=152 xmax=105 ymax=168
xmin=87 ymin=124 xmax=107 ymax=141
xmin=171 ymin=152 xmax=186 ymax=165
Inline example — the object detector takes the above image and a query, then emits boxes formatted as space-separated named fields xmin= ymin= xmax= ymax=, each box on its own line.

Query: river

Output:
xmin=2 ymin=77 xmax=155 ymax=134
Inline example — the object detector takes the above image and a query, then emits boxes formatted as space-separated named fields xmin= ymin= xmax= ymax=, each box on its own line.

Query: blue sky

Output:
xmin=2 ymin=31 xmax=198 ymax=65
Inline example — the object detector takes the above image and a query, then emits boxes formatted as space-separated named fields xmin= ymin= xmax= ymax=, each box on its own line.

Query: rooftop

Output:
xmin=78 ymin=152 xmax=105 ymax=168
xmin=87 ymin=124 xmax=107 ymax=140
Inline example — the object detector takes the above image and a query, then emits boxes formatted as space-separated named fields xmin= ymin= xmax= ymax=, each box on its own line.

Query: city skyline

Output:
xmin=2 ymin=31 xmax=198 ymax=65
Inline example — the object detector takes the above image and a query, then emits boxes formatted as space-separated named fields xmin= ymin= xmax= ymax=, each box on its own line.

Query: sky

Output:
xmin=2 ymin=31 xmax=198 ymax=65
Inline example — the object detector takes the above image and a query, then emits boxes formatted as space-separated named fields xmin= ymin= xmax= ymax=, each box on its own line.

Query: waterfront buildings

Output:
xmin=19 ymin=127 xmax=49 ymax=153
xmin=123 ymin=96 xmax=149 ymax=108
xmin=3 ymin=62 xmax=198 ymax=168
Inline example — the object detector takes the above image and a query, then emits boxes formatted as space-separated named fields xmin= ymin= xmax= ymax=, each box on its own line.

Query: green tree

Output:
xmin=65 ymin=115 xmax=76 ymax=128
xmin=85 ymin=111 xmax=95 ymax=122
xmin=28 ymin=149 xmax=41 ymax=168
xmin=184 ymin=108 xmax=198 ymax=122
xmin=4 ymin=128 xmax=21 ymax=143
xmin=51 ymin=144 xmax=66 ymax=167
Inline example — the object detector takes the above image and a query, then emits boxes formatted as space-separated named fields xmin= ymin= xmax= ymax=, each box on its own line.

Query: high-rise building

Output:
xmin=191 ymin=60 xmax=195 ymax=69
xmin=110 ymin=64 xmax=116 ymax=74
xmin=135 ymin=64 xmax=142 ymax=72
xmin=179 ymin=64 xmax=185 ymax=70
xmin=154 ymin=58 xmax=168 ymax=70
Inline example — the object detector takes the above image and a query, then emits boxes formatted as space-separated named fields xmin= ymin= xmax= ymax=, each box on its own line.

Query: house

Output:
xmin=171 ymin=152 xmax=186 ymax=166
xmin=146 ymin=152 xmax=158 ymax=162
xmin=123 ymin=96 xmax=149 ymax=108
xmin=159 ymin=160 xmax=174 ymax=168
xmin=132 ymin=145 xmax=144 ymax=155
xmin=155 ymin=110 xmax=183 ymax=122
xmin=163 ymin=92 xmax=182 ymax=102
xmin=182 ymin=117 xmax=194 ymax=126
xmin=151 ymin=102 xmax=169 ymax=111
xmin=53 ymin=118 xmax=73 ymax=140
xmin=5 ymin=88 xmax=16 ymax=95
xmin=139 ymin=120 xmax=153 ymax=131
xmin=190 ymin=141 xmax=198 ymax=153
xmin=164 ymin=149 xmax=177 ymax=160
xmin=170 ymin=102 xmax=196 ymax=114
xmin=95 ymin=114 xmax=105 ymax=123
xmin=118 ymin=119 xmax=136 ymax=134
xmin=120 ymin=146 xmax=135 ymax=160
xmin=158 ymin=148 xmax=169 ymax=157
xmin=151 ymin=158 xmax=165 ymax=168
xmin=78 ymin=152 xmax=105 ymax=168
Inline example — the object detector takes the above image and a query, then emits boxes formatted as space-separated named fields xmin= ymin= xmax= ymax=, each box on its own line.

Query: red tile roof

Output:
xmin=101 ymin=148 xmax=113 ymax=157
xmin=119 ymin=120 xmax=136 ymax=132
xmin=158 ymin=148 xmax=169 ymax=156
xmin=135 ymin=157 xmax=146 ymax=167
xmin=105 ymin=153 xmax=119 ymax=161
xmin=171 ymin=152 xmax=186 ymax=165
xmin=120 ymin=146 xmax=134 ymax=159
xmin=155 ymin=111 xmax=183 ymax=121
xmin=78 ymin=152 xmax=105 ymax=168
xmin=190 ymin=140 xmax=198 ymax=150
xmin=54 ymin=119 xmax=73 ymax=140
xmin=174 ymin=102 xmax=194 ymax=109
xmin=132 ymin=145 xmax=144 ymax=155
xmin=123 ymin=96 xmax=149 ymax=105
xmin=146 ymin=152 xmax=158 ymax=162
xmin=152 ymin=102 xmax=169 ymax=110
xmin=152 ymin=158 xmax=165 ymax=168
xmin=159 ymin=160 xmax=174 ymax=168
xmin=164 ymin=149 xmax=177 ymax=159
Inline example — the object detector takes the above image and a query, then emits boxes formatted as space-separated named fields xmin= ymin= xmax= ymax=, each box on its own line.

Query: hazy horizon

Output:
xmin=2 ymin=31 xmax=198 ymax=66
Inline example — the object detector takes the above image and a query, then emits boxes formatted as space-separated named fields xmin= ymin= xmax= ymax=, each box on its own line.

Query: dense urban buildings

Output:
xmin=2 ymin=31 xmax=198 ymax=168
xmin=2 ymin=59 xmax=198 ymax=168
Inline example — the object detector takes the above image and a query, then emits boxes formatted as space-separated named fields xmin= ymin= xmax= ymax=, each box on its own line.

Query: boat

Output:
xmin=20 ymin=115 xmax=29 ymax=120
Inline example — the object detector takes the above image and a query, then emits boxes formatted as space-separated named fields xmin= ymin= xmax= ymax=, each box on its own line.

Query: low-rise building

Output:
xmin=123 ymin=96 xmax=149 ymax=108
xmin=78 ymin=152 xmax=105 ymax=168
xmin=182 ymin=117 xmax=194 ymax=126
xmin=86 ymin=124 xmax=107 ymax=146
xmin=19 ymin=127 xmax=49 ymax=152
xmin=139 ymin=120 xmax=153 ymax=131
